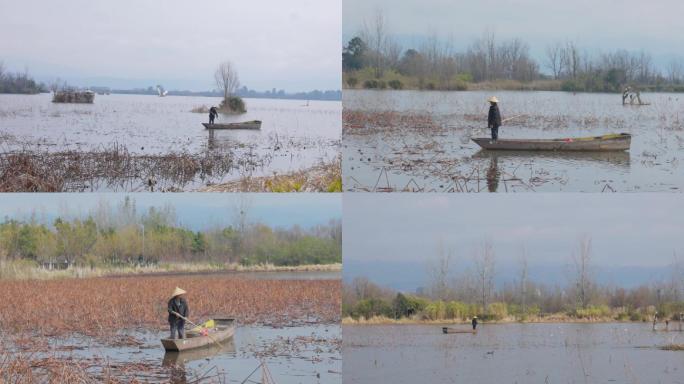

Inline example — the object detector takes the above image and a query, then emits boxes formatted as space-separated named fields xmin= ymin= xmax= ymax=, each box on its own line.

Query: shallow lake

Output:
xmin=343 ymin=323 xmax=684 ymax=383
xmin=0 ymin=93 xmax=340 ymax=190
xmin=343 ymin=90 xmax=684 ymax=192
xmin=48 ymin=324 xmax=340 ymax=384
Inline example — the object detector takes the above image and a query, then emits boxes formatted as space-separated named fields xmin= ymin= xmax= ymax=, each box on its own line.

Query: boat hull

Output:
xmin=202 ymin=121 xmax=261 ymax=130
xmin=442 ymin=327 xmax=477 ymax=334
xmin=161 ymin=318 xmax=235 ymax=352
xmin=472 ymin=133 xmax=631 ymax=152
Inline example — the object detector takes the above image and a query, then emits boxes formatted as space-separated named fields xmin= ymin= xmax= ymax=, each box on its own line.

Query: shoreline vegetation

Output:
xmin=0 ymin=196 xmax=342 ymax=279
xmin=0 ymin=260 xmax=341 ymax=281
xmin=343 ymin=11 xmax=684 ymax=94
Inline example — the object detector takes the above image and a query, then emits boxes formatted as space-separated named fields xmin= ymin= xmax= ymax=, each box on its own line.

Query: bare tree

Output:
xmin=572 ymin=236 xmax=593 ymax=308
xmin=545 ymin=42 xmax=562 ymax=79
xmin=519 ymin=246 xmax=528 ymax=313
xmin=214 ymin=61 xmax=240 ymax=101
xmin=363 ymin=9 xmax=388 ymax=78
xmin=427 ymin=241 xmax=454 ymax=301
xmin=474 ymin=240 xmax=496 ymax=313
xmin=667 ymin=59 xmax=683 ymax=84
xmin=0 ymin=61 xmax=5 ymax=80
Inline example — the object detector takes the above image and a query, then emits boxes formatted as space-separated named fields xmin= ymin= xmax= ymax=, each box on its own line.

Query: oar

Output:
xmin=171 ymin=311 xmax=223 ymax=348
xmin=502 ymin=114 xmax=524 ymax=124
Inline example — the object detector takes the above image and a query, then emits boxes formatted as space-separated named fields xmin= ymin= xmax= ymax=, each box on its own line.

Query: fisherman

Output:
xmin=487 ymin=96 xmax=502 ymax=142
xmin=472 ymin=316 xmax=478 ymax=330
xmin=168 ymin=287 xmax=189 ymax=339
xmin=209 ymin=106 xmax=218 ymax=125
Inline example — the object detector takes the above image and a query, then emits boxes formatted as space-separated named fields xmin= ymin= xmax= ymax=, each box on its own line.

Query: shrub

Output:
xmin=424 ymin=300 xmax=447 ymax=320
xmin=393 ymin=293 xmax=429 ymax=318
xmin=388 ymin=80 xmax=403 ymax=90
xmin=346 ymin=77 xmax=359 ymax=88
xmin=487 ymin=302 xmax=509 ymax=320
xmin=218 ymin=96 xmax=246 ymax=114
xmin=363 ymin=80 xmax=379 ymax=89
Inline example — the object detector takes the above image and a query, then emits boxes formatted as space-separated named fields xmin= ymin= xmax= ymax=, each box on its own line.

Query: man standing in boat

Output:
xmin=487 ymin=96 xmax=502 ymax=142
xmin=471 ymin=316 xmax=478 ymax=330
xmin=168 ymin=287 xmax=189 ymax=339
xmin=209 ymin=106 xmax=218 ymax=125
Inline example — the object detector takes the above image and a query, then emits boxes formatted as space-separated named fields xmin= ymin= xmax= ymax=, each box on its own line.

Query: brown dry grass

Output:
xmin=200 ymin=156 xmax=342 ymax=192
xmin=0 ymin=275 xmax=340 ymax=338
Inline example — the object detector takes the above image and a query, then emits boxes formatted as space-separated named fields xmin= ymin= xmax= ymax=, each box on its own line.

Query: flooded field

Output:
xmin=0 ymin=93 xmax=340 ymax=191
xmin=343 ymin=90 xmax=684 ymax=192
xmin=343 ymin=323 xmax=684 ymax=383
xmin=10 ymin=324 xmax=341 ymax=383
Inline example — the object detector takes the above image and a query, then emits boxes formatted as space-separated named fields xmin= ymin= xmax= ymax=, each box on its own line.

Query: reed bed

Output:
xmin=0 ymin=144 xmax=251 ymax=192
xmin=0 ymin=275 xmax=341 ymax=338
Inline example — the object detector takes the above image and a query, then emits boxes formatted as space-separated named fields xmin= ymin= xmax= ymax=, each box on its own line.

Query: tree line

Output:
xmin=0 ymin=198 xmax=342 ymax=268
xmin=0 ymin=62 xmax=45 ymax=94
xmin=343 ymin=11 xmax=684 ymax=92
xmin=343 ymin=238 xmax=684 ymax=321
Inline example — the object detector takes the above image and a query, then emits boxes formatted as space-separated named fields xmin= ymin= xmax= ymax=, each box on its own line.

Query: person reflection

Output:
xmin=486 ymin=155 xmax=500 ymax=192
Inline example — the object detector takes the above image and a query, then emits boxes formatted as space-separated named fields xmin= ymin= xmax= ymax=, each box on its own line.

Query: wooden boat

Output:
xmin=202 ymin=120 xmax=261 ymax=130
xmin=472 ymin=133 xmax=630 ymax=152
xmin=442 ymin=327 xmax=477 ymax=334
xmin=161 ymin=318 xmax=235 ymax=352
xmin=162 ymin=340 xmax=236 ymax=366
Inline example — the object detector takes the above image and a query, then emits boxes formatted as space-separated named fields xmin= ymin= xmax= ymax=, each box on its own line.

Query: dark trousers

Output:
xmin=170 ymin=320 xmax=185 ymax=339
xmin=209 ymin=115 xmax=215 ymax=124
xmin=491 ymin=126 xmax=499 ymax=140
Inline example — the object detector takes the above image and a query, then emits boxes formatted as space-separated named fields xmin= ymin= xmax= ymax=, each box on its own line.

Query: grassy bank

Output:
xmin=0 ymin=260 xmax=341 ymax=281
xmin=200 ymin=156 xmax=342 ymax=192
xmin=342 ymin=313 xmax=656 ymax=325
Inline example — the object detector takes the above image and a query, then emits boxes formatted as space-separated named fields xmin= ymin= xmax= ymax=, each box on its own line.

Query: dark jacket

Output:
xmin=168 ymin=296 xmax=189 ymax=323
xmin=209 ymin=107 xmax=218 ymax=118
xmin=488 ymin=104 xmax=502 ymax=128
xmin=472 ymin=318 xmax=478 ymax=329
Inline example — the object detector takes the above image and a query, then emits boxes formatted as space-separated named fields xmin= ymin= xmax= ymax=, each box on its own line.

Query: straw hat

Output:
xmin=171 ymin=287 xmax=187 ymax=297
xmin=473 ymin=316 xmax=478 ymax=319
xmin=488 ymin=96 xmax=499 ymax=103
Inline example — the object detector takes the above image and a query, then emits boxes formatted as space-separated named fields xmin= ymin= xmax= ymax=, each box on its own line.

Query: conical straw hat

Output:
xmin=171 ymin=287 xmax=187 ymax=297
xmin=488 ymin=96 xmax=499 ymax=103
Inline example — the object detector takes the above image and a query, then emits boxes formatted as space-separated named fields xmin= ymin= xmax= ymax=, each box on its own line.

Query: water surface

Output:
xmin=343 ymin=323 xmax=684 ymax=383
xmin=344 ymin=90 xmax=684 ymax=192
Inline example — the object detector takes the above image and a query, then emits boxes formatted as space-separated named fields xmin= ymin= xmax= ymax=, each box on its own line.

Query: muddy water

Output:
xmin=343 ymin=323 xmax=684 ymax=383
xmin=343 ymin=90 xmax=684 ymax=192
xmin=52 ymin=325 xmax=340 ymax=384
xmin=0 ymin=93 xmax=340 ymax=189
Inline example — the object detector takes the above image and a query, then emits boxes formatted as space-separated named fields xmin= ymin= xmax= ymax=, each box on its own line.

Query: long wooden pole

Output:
xmin=171 ymin=311 xmax=223 ymax=348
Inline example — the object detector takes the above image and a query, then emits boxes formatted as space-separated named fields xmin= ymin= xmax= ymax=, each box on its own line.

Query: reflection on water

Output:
xmin=343 ymin=323 xmax=683 ymax=384
xmin=486 ymin=155 xmax=500 ymax=192
xmin=344 ymin=90 xmax=684 ymax=192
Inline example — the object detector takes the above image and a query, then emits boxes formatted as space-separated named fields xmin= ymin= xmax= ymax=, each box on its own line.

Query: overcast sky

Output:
xmin=344 ymin=193 xmax=684 ymax=272
xmin=0 ymin=0 xmax=341 ymax=91
xmin=343 ymin=0 xmax=684 ymax=71
xmin=0 ymin=193 xmax=340 ymax=230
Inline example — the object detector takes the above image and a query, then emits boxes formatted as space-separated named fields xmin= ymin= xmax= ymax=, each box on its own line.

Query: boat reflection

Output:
xmin=472 ymin=149 xmax=631 ymax=167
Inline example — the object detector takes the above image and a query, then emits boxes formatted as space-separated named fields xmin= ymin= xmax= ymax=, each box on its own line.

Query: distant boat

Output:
xmin=52 ymin=90 xmax=95 ymax=104
xmin=442 ymin=327 xmax=477 ymax=334
xmin=203 ymin=120 xmax=262 ymax=130
xmin=472 ymin=133 xmax=631 ymax=152
xmin=157 ymin=85 xmax=168 ymax=97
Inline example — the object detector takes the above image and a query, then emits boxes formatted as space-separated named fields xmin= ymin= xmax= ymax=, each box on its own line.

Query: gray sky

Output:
xmin=344 ymin=193 xmax=684 ymax=270
xmin=0 ymin=193 xmax=340 ymax=230
xmin=0 ymin=0 xmax=341 ymax=91
xmin=343 ymin=0 xmax=684 ymax=71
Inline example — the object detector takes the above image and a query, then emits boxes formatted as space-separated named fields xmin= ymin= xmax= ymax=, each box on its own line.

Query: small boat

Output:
xmin=442 ymin=327 xmax=477 ymax=334
xmin=472 ymin=133 xmax=630 ymax=152
xmin=202 ymin=120 xmax=262 ymax=130
xmin=161 ymin=318 xmax=236 ymax=352
xmin=162 ymin=340 xmax=236 ymax=366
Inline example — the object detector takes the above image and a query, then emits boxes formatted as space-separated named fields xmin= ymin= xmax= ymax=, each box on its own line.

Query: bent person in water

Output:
xmin=168 ymin=287 xmax=189 ymax=339
xmin=209 ymin=106 xmax=218 ymax=124
xmin=487 ymin=96 xmax=502 ymax=142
